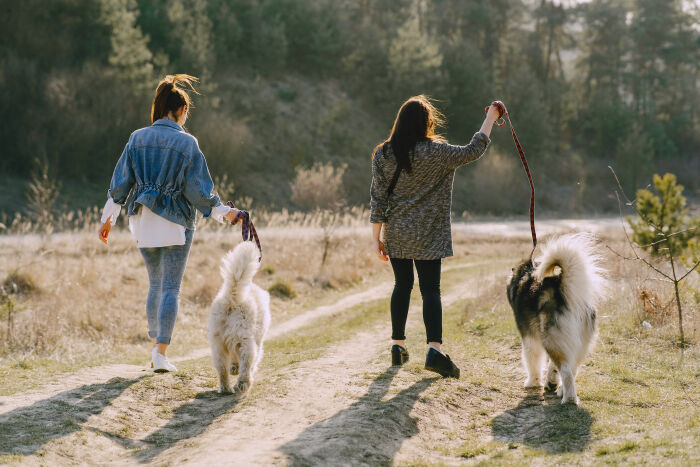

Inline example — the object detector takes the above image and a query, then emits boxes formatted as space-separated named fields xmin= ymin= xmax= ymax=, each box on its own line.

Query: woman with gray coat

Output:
xmin=370 ymin=95 xmax=501 ymax=377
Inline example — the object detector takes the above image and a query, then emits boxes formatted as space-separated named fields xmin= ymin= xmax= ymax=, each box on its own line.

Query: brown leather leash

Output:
xmin=226 ymin=201 xmax=262 ymax=261
xmin=486 ymin=101 xmax=537 ymax=261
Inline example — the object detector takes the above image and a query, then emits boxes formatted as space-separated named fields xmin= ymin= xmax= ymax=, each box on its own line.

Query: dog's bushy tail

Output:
xmin=220 ymin=241 xmax=260 ymax=296
xmin=534 ymin=233 xmax=607 ymax=312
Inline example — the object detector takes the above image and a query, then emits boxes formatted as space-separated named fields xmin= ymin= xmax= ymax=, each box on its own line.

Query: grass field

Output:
xmin=0 ymin=219 xmax=699 ymax=465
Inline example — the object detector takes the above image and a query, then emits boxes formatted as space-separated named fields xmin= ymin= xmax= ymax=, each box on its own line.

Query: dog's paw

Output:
xmin=524 ymin=378 xmax=541 ymax=388
xmin=218 ymin=385 xmax=233 ymax=395
xmin=235 ymin=379 xmax=251 ymax=394
xmin=230 ymin=364 xmax=239 ymax=375
xmin=561 ymin=395 xmax=579 ymax=405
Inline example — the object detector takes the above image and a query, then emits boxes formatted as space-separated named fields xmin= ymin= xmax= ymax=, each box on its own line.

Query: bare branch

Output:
xmin=610 ymin=190 xmax=674 ymax=281
xmin=678 ymin=260 xmax=700 ymax=282
xmin=605 ymin=244 xmax=637 ymax=262
xmin=639 ymin=258 xmax=673 ymax=281
xmin=638 ymin=237 xmax=670 ymax=249
xmin=608 ymin=166 xmax=663 ymax=234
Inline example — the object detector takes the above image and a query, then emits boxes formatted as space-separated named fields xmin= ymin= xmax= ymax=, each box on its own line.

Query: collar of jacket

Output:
xmin=152 ymin=118 xmax=184 ymax=131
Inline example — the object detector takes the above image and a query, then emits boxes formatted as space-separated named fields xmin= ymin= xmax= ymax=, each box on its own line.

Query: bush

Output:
xmin=268 ymin=280 xmax=296 ymax=299
xmin=1 ymin=271 xmax=36 ymax=297
xmin=628 ymin=173 xmax=699 ymax=259
xmin=290 ymin=163 xmax=346 ymax=210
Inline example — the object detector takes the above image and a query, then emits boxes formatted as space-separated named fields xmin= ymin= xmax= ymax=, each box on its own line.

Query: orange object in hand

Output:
xmin=376 ymin=240 xmax=389 ymax=262
xmin=99 ymin=217 xmax=112 ymax=244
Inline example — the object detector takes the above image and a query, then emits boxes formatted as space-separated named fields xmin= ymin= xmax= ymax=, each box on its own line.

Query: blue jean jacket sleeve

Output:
xmin=108 ymin=143 xmax=135 ymax=204
xmin=183 ymin=152 xmax=220 ymax=218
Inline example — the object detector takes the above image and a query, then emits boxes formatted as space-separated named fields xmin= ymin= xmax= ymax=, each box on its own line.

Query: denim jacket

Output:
xmin=108 ymin=119 xmax=220 ymax=230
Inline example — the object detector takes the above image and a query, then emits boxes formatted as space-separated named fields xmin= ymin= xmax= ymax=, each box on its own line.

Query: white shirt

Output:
xmin=101 ymin=198 xmax=231 ymax=248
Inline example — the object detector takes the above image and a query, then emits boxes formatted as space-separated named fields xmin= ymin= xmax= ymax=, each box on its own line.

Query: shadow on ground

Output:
xmin=133 ymin=390 xmax=240 ymax=463
xmin=491 ymin=390 xmax=594 ymax=453
xmin=280 ymin=366 xmax=437 ymax=466
xmin=0 ymin=376 xmax=143 ymax=456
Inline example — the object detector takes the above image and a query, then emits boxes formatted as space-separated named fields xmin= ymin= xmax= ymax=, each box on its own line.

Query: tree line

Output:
xmin=0 ymin=0 xmax=697 ymax=214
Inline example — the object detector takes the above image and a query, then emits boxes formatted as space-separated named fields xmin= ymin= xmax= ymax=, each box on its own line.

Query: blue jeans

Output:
xmin=139 ymin=229 xmax=193 ymax=344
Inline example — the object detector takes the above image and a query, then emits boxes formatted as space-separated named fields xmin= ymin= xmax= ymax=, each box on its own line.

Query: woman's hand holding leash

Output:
xmin=480 ymin=101 xmax=505 ymax=137
xmin=99 ymin=217 xmax=111 ymax=244
xmin=226 ymin=201 xmax=263 ymax=260
xmin=486 ymin=101 xmax=505 ymax=123
xmin=224 ymin=209 xmax=241 ymax=224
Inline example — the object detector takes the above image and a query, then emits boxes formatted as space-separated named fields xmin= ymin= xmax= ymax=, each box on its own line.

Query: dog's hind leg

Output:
xmin=252 ymin=341 xmax=264 ymax=375
xmin=235 ymin=337 xmax=257 ymax=394
xmin=230 ymin=344 xmax=240 ymax=375
xmin=559 ymin=362 xmax=578 ymax=404
xmin=544 ymin=359 xmax=560 ymax=392
xmin=212 ymin=344 xmax=232 ymax=394
xmin=522 ymin=336 xmax=545 ymax=388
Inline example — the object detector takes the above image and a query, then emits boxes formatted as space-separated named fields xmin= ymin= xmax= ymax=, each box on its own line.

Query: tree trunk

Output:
xmin=668 ymin=251 xmax=685 ymax=347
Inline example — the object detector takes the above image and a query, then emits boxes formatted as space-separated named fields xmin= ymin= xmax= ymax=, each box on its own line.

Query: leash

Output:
xmin=226 ymin=201 xmax=262 ymax=261
xmin=486 ymin=101 xmax=537 ymax=261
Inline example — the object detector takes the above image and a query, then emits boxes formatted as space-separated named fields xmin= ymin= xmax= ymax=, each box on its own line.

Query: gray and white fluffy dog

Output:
xmin=209 ymin=241 xmax=271 ymax=395
xmin=507 ymin=233 xmax=607 ymax=404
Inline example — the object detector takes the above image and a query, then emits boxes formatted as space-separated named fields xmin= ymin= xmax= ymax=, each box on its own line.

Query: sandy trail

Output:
xmin=0 ymin=218 xmax=614 ymax=415
xmin=145 ymin=279 xmax=491 ymax=466
xmin=0 ymin=260 xmax=490 ymax=416
xmin=1 ymin=266 xmax=495 ymax=465
xmin=0 ymin=282 xmax=393 ymax=415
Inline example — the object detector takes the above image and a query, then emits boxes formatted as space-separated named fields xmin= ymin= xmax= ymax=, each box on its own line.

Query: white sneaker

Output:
xmin=152 ymin=347 xmax=177 ymax=373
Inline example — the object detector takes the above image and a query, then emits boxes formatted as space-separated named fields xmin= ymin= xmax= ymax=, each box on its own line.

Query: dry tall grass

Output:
xmin=0 ymin=211 xmax=698 ymax=374
xmin=0 ymin=207 xmax=383 ymax=364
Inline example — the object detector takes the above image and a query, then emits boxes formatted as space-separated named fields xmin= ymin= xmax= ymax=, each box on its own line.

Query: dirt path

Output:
xmin=0 ymin=260 xmax=489 ymax=416
xmin=135 ymin=281 xmax=490 ymax=466
xmin=0 ymin=282 xmax=393 ymax=415
xmin=1 ymin=267 xmax=496 ymax=465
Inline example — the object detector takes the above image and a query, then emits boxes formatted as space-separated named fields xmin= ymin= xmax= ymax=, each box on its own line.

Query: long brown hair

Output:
xmin=151 ymin=74 xmax=199 ymax=124
xmin=374 ymin=95 xmax=445 ymax=173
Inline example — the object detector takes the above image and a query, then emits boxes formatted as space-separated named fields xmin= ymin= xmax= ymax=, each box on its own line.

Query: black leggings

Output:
xmin=389 ymin=258 xmax=442 ymax=344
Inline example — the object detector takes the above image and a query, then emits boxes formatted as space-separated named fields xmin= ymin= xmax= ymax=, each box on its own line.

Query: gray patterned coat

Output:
xmin=370 ymin=132 xmax=490 ymax=259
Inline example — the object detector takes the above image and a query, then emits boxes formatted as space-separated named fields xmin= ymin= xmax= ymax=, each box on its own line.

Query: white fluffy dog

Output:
xmin=506 ymin=234 xmax=607 ymax=404
xmin=209 ymin=241 xmax=270 ymax=394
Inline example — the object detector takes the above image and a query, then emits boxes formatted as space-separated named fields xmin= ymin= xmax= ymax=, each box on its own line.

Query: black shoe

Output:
xmin=391 ymin=345 xmax=409 ymax=366
xmin=425 ymin=347 xmax=460 ymax=378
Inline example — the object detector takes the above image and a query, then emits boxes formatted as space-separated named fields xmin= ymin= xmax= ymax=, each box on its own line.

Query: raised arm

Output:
xmin=480 ymin=104 xmax=501 ymax=138
xmin=439 ymin=104 xmax=500 ymax=170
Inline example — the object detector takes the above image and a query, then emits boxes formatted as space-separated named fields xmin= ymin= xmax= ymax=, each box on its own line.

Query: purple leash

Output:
xmin=227 ymin=201 xmax=262 ymax=261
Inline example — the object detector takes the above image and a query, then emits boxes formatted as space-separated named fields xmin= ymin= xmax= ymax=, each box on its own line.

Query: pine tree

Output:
xmin=99 ymin=0 xmax=154 ymax=85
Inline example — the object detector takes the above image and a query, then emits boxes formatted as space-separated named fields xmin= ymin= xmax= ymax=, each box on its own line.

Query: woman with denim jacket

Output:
xmin=98 ymin=74 xmax=239 ymax=372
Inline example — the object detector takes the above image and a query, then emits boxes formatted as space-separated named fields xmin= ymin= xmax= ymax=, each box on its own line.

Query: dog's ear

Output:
xmin=544 ymin=264 xmax=562 ymax=278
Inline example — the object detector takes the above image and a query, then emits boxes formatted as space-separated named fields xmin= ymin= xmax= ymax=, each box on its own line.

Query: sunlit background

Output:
xmin=0 ymin=0 xmax=698 ymax=222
